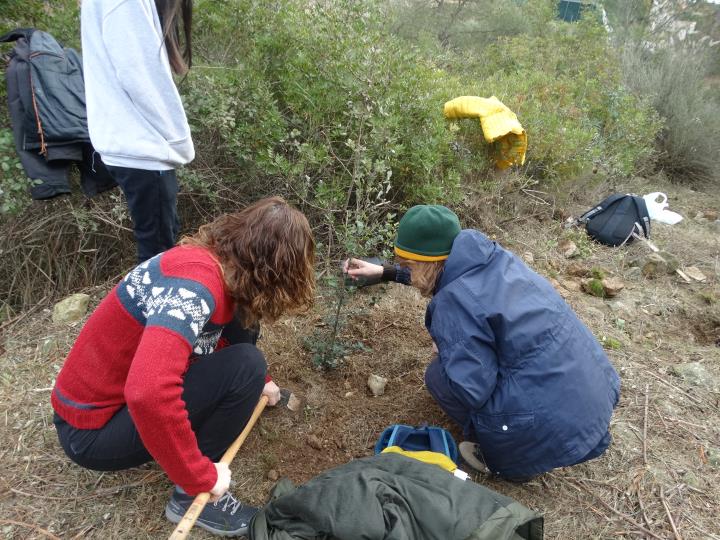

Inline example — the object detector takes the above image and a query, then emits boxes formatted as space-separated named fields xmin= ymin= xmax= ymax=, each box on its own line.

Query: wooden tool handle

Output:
xmin=168 ymin=395 xmax=269 ymax=540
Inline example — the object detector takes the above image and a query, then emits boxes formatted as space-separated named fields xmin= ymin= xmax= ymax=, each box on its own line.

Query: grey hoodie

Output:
xmin=81 ymin=0 xmax=194 ymax=170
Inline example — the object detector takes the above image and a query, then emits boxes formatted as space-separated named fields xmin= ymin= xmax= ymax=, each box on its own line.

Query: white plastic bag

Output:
xmin=643 ymin=192 xmax=683 ymax=225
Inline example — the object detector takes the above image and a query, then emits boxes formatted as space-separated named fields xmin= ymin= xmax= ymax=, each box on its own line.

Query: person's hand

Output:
xmin=210 ymin=462 xmax=231 ymax=501
xmin=262 ymin=380 xmax=281 ymax=406
xmin=432 ymin=341 xmax=438 ymax=354
xmin=343 ymin=258 xmax=383 ymax=281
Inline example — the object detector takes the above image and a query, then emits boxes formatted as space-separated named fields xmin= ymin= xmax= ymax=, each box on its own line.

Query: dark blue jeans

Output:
xmin=106 ymin=165 xmax=179 ymax=263
xmin=54 ymin=341 xmax=265 ymax=471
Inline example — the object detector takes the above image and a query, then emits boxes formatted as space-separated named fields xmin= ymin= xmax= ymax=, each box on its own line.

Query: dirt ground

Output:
xmin=1 ymin=175 xmax=719 ymax=539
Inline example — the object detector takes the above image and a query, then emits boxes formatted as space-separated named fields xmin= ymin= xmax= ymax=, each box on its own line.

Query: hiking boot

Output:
xmin=165 ymin=487 xmax=258 ymax=537
xmin=458 ymin=441 xmax=490 ymax=474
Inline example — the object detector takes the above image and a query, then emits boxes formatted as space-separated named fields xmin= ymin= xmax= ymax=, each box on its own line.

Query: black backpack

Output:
xmin=578 ymin=194 xmax=651 ymax=247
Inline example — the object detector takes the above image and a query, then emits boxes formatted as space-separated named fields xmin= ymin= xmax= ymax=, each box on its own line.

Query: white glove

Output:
xmin=263 ymin=380 xmax=282 ymax=406
xmin=210 ymin=462 xmax=231 ymax=501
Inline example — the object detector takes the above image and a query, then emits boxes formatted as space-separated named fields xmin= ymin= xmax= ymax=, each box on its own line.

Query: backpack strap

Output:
xmin=578 ymin=193 xmax=626 ymax=224
xmin=425 ymin=428 xmax=448 ymax=457
xmin=386 ymin=425 xmax=404 ymax=448
xmin=631 ymin=196 xmax=651 ymax=238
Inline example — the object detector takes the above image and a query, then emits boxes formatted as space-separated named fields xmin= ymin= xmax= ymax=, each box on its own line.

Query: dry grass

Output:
xmin=0 ymin=192 xmax=135 ymax=317
xmin=0 ymin=183 xmax=249 ymax=318
xmin=1 ymin=175 xmax=719 ymax=539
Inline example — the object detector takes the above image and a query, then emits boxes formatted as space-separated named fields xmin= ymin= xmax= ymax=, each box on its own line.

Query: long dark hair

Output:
xmin=155 ymin=0 xmax=193 ymax=75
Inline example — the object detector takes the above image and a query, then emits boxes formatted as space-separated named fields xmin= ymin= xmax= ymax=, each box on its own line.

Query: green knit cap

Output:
xmin=394 ymin=205 xmax=461 ymax=261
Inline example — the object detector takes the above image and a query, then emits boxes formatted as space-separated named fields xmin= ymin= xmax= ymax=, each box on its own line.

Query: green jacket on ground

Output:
xmin=249 ymin=453 xmax=543 ymax=540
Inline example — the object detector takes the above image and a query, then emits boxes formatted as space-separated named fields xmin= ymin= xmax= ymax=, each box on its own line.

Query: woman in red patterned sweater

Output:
xmin=51 ymin=197 xmax=315 ymax=536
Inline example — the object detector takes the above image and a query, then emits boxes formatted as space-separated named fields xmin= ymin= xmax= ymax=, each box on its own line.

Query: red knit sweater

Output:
xmin=52 ymin=246 xmax=267 ymax=495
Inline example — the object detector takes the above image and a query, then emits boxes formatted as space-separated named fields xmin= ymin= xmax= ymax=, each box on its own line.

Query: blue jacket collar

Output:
xmin=436 ymin=230 xmax=496 ymax=292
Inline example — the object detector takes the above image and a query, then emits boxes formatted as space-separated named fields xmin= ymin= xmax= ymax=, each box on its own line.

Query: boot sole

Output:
xmin=458 ymin=441 xmax=491 ymax=474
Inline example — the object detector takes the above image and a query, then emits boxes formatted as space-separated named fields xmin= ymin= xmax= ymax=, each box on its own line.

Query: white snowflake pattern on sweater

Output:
xmin=119 ymin=255 xmax=222 ymax=354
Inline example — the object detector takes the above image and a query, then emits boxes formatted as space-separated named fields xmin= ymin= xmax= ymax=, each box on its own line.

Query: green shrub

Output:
xmin=0 ymin=129 xmax=37 ymax=216
xmin=620 ymin=44 xmax=720 ymax=184
xmin=452 ymin=18 xmax=661 ymax=181
xmin=600 ymin=336 xmax=622 ymax=350
xmin=390 ymin=0 xmax=556 ymax=52
xmin=0 ymin=1 xmax=80 ymax=49
xmin=188 ymin=0 xmax=468 ymax=257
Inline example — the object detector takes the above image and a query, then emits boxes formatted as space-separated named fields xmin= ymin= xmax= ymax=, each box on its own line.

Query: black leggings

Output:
xmin=54 ymin=342 xmax=266 ymax=471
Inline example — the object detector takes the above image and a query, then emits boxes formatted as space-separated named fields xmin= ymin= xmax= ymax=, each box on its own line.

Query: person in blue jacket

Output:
xmin=344 ymin=205 xmax=620 ymax=481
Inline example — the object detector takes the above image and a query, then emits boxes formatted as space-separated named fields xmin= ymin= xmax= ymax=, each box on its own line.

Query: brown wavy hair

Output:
xmin=181 ymin=197 xmax=315 ymax=326
xmin=396 ymin=257 xmax=445 ymax=298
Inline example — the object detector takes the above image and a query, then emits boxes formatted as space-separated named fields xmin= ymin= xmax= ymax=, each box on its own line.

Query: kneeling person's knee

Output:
xmin=224 ymin=343 xmax=267 ymax=384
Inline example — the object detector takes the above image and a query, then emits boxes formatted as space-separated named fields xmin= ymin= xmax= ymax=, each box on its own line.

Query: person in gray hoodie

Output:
xmin=81 ymin=0 xmax=195 ymax=262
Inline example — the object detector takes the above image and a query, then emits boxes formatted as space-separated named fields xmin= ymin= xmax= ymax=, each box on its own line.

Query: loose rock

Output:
xmin=566 ymin=263 xmax=589 ymax=277
xmin=39 ymin=337 xmax=60 ymax=357
xmin=610 ymin=421 xmax=641 ymax=453
xmin=707 ymin=447 xmax=720 ymax=468
xmin=559 ymin=239 xmax=578 ymax=258
xmin=367 ymin=374 xmax=388 ymax=397
xmin=647 ymin=464 xmax=672 ymax=484
xmin=522 ymin=251 xmax=534 ymax=264
xmin=641 ymin=253 xmax=671 ymax=278
xmin=584 ymin=306 xmax=606 ymax=323
xmin=684 ymin=266 xmax=707 ymax=282
xmin=267 ymin=469 xmax=279 ymax=481
xmin=682 ymin=471 xmax=701 ymax=488
xmin=657 ymin=251 xmax=679 ymax=273
xmin=601 ymin=277 xmax=624 ymax=298
xmin=307 ymin=434 xmax=323 ymax=450
xmin=670 ymin=362 xmax=716 ymax=389
xmin=558 ymin=278 xmax=581 ymax=292
xmin=286 ymin=393 xmax=302 ymax=412
xmin=52 ymin=293 xmax=91 ymax=324
xmin=608 ymin=301 xmax=634 ymax=321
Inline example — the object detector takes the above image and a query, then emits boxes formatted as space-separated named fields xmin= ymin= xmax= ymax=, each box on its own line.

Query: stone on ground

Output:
xmin=601 ymin=277 xmax=624 ymax=297
xmin=307 ymin=434 xmax=323 ymax=450
xmin=559 ymin=239 xmax=578 ymax=258
xmin=566 ymin=263 xmax=589 ymax=277
xmin=707 ymin=447 xmax=720 ymax=468
xmin=684 ymin=266 xmax=707 ymax=282
xmin=52 ymin=294 xmax=91 ymax=324
xmin=670 ymin=362 xmax=717 ymax=389
xmin=367 ymin=374 xmax=388 ymax=396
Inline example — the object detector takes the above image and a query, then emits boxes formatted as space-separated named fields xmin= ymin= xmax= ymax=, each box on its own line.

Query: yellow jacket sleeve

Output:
xmin=443 ymin=96 xmax=527 ymax=169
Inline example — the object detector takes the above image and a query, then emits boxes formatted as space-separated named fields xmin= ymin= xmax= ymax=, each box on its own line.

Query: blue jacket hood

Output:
xmin=437 ymin=230 xmax=496 ymax=291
